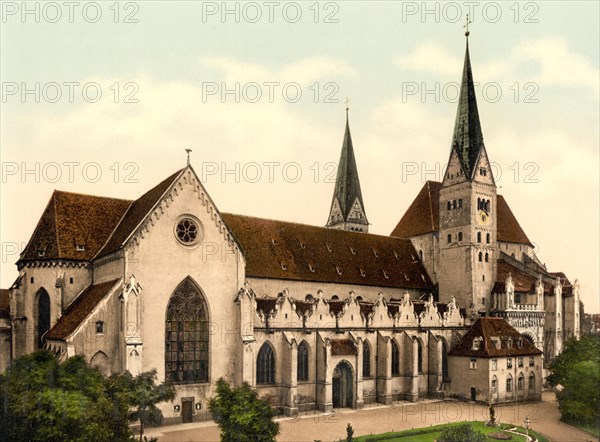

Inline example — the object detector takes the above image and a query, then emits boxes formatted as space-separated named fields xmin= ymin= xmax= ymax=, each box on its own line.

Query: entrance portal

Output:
xmin=182 ymin=398 xmax=194 ymax=423
xmin=470 ymin=387 xmax=477 ymax=401
xmin=332 ymin=361 xmax=353 ymax=408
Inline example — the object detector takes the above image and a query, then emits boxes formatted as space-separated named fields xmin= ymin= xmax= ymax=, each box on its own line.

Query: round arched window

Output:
xmin=174 ymin=216 xmax=203 ymax=246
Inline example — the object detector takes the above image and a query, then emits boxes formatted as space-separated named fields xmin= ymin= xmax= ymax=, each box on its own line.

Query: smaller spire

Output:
xmin=185 ymin=148 xmax=192 ymax=166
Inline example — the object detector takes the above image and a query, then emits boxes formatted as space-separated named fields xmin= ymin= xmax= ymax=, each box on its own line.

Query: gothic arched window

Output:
xmin=528 ymin=373 xmax=535 ymax=389
xmin=452 ymin=200 xmax=457 ymax=209
xmin=257 ymin=342 xmax=275 ymax=384
xmin=36 ymin=288 xmax=50 ymax=349
xmin=506 ymin=374 xmax=513 ymax=392
xmin=297 ymin=341 xmax=309 ymax=382
xmin=165 ymin=278 xmax=209 ymax=384
xmin=417 ymin=339 xmax=423 ymax=373
xmin=391 ymin=339 xmax=400 ymax=376
xmin=458 ymin=198 xmax=463 ymax=208
xmin=363 ymin=341 xmax=371 ymax=378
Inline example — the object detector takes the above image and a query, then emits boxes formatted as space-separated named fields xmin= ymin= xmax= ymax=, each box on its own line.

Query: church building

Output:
xmin=1 ymin=33 xmax=579 ymax=421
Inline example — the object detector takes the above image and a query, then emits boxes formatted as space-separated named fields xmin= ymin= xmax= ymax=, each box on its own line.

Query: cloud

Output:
xmin=395 ymin=38 xmax=599 ymax=97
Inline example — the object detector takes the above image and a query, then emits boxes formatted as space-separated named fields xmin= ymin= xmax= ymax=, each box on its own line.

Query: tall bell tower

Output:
xmin=326 ymin=107 xmax=369 ymax=232
xmin=438 ymin=22 xmax=497 ymax=316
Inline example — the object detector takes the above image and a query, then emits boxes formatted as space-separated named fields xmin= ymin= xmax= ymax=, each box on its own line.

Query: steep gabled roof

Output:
xmin=390 ymin=181 xmax=440 ymax=237
xmin=390 ymin=181 xmax=532 ymax=245
xmin=19 ymin=191 xmax=131 ymax=263
xmin=496 ymin=196 xmax=532 ymax=245
xmin=96 ymin=169 xmax=184 ymax=257
xmin=449 ymin=317 xmax=542 ymax=358
xmin=495 ymin=259 xmax=539 ymax=293
xmin=45 ymin=279 xmax=121 ymax=341
xmin=222 ymin=213 xmax=433 ymax=290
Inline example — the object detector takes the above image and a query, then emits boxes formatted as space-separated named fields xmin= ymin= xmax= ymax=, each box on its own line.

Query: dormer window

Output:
xmin=358 ymin=268 xmax=366 ymax=277
xmin=381 ymin=269 xmax=389 ymax=279
xmin=472 ymin=337 xmax=483 ymax=350
xmin=36 ymin=246 xmax=46 ymax=257
xmin=325 ymin=243 xmax=332 ymax=252
xmin=492 ymin=337 xmax=500 ymax=349
xmin=372 ymin=248 xmax=379 ymax=258
xmin=76 ymin=244 xmax=85 ymax=252
xmin=480 ymin=167 xmax=487 ymax=176
xmin=308 ymin=263 xmax=316 ymax=273
xmin=349 ymin=246 xmax=356 ymax=255
xmin=334 ymin=265 xmax=342 ymax=275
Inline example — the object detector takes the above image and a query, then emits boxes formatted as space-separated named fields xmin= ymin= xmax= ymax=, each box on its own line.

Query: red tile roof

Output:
xmin=495 ymin=259 xmax=539 ymax=293
xmin=0 ymin=289 xmax=10 ymax=319
xmin=45 ymin=279 xmax=121 ymax=341
xmin=390 ymin=181 xmax=532 ymax=245
xmin=19 ymin=191 xmax=131 ymax=263
xmin=496 ymin=196 xmax=532 ymax=246
xmin=391 ymin=181 xmax=440 ymax=237
xmin=96 ymin=169 xmax=183 ymax=257
xmin=448 ymin=317 xmax=542 ymax=358
xmin=222 ymin=213 xmax=433 ymax=290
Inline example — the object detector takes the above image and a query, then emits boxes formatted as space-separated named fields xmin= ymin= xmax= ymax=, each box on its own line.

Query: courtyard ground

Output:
xmin=147 ymin=391 xmax=596 ymax=442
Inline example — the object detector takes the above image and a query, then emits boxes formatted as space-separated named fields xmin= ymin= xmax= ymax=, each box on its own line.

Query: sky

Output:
xmin=1 ymin=1 xmax=599 ymax=312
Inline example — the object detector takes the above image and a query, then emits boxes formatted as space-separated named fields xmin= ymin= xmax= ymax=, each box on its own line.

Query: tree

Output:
xmin=437 ymin=424 xmax=486 ymax=442
xmin=208 ymin=378 xmax=279 ymax=442
xmin=0 ymin=350 xmax=130 ymax=442
xmin=547 ymin=334 xmax=600 ymax=426
xmin=107 ymin=369 xmax=175 ymax=442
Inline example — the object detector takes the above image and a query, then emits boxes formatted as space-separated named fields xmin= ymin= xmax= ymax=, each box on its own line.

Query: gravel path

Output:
xmin=150 ymin=391 xmax=596 ymax=442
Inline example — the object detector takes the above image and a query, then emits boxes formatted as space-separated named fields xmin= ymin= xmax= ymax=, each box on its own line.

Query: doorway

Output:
xmin=181 ymin=398 xmax=194 ymax=423
xmin=470 ymin=387 xmax=477 ymax=401
xmin=332 ymin=361 xmax=353 ymax=408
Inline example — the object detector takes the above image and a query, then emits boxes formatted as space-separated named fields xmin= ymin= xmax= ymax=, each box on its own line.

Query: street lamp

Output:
xmin=524 ymin=416 xmax=531 ymax=439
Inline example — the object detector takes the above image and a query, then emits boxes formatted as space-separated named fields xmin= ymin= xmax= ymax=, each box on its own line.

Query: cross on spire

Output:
xmin=345 ymin=97 xmax=350 ymax=114
xmin=464 ymin=14 xmax=472 ymax=37
xmin=185 ymin=148 xmax=192 ymax=166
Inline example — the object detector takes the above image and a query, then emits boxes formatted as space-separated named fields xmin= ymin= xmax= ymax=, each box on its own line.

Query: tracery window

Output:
xmin=257 ymin=343 xmax=275 ymax=384
xmin=391 ymin=339 xmax=400 ymax=376
xmin=165 ymin=278 xmax=209 ymax=384
xmin=363 ymin=341 xmax=371 ymax=377
xmin=297 ymin=341 xmax=309 ymax=382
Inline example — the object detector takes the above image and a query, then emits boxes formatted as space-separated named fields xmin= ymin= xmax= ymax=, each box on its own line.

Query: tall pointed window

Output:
xmin=363 ymin=341 xmax=371 ymax=378
xmin=486 ymin=233 xmax=491 ymax=244
xmin=528 ymin=373 xmax=535 ymax=389
xmin=478 ymin=252 xmax=483 ymax=262
xmin=165 ymin=278 xmax=209 ymax=384
xmin=417 ymin=340 xmax=423 ymax=373
xmin=297 ymin=341 xmax=309 ymax=382
xmin=391 ymin=339 xmax=400 ymax=376
xmin=257 ymin=343 xmax=275 ymax=384
xmin=477 ymin=232 xmax=482 ymax=243
xmin=36 ymin=288 xmax=50 ymax=349
xmin=485 ymin=253 xmax=489 ymax=262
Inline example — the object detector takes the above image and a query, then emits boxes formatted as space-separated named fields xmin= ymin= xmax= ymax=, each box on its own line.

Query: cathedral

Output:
xmin=0 ymin=35 xmax=580 ymax=422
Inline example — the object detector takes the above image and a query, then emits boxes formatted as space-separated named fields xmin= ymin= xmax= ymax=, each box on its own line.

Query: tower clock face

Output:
xmin=478 ymin=211 xmax=490 ymax=225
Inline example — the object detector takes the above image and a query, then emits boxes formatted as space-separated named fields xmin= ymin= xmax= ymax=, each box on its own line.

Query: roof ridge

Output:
xmin=52 ymin=189 xmax=133 ymax=202
xmin=52 ymin=191 xmax=61 ymax=257
xmin=222 ymin=212 xmax=413 ymax=243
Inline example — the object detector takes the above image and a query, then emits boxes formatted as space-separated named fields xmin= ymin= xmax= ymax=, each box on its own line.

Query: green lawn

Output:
xmin=355 ymin=421 xmax=549 ymax=442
